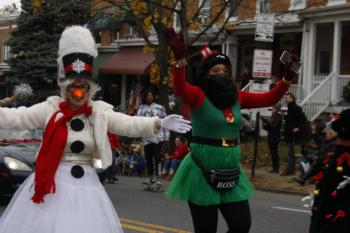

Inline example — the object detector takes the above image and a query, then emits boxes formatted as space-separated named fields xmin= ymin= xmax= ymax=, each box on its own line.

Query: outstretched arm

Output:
xmin=107 ymin=110 xmax=161 ymax=137
xmin=239 ymin=80 xmax=290 ymax=109
xmin=173 ymin=66 xmax=205 ymax=110
xmin=0 ymin=101 xmax=48 ymax=130
xmin=164 ymin=27 xmax=205 ymax=110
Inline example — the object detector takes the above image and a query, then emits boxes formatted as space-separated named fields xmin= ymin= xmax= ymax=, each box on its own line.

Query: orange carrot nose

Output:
xmin=71 ymin=88 xmax=84 ymax=98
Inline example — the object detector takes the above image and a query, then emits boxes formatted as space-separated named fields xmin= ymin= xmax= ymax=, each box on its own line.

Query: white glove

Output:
xmin=161 ymin=114 xmax=191 ymax=134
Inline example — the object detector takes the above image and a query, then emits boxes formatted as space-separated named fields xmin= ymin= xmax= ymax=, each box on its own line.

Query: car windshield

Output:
xmin=0 ymin=129 xmax=43 ymax=140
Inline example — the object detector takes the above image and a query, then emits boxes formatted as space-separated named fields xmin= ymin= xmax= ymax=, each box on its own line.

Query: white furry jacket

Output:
xmin=0 ymin=96 xmax=160 ymax=169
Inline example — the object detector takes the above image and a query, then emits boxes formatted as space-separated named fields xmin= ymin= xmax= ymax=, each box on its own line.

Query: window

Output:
xmin=340 ymin=21 xmax=350 ymax=74
xmin=1 ymin=42 xmax=10 ymax=62
xmin=227 ymin=0 xmax=238 ymax=20
xmin=256 ymin=0 xmax=270 ymax=14
xmin=315 ymin=23 xmax=334 ymax=75
xmin=328 ymin=0 xmax=346 ymax=6
xmin=289 ymin=0 xmax=306 ymax=10
xmin=128 ymin=26 xmax=139 ymax=39
xmin=198 ymin=0 xmax=211 ymax=24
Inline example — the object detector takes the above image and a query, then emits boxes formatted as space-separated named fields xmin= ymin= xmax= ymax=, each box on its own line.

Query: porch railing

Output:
xmin=300 ymin=72 xmax=336 ymax=121
xmin=240 ymin=80 xmax=254 ymax=91
xmin=313 ymin=74 xmax=328 ymax=89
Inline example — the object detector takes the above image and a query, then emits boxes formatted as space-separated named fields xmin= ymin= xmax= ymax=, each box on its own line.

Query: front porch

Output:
xmin=296 ymin=4 xmax=350 ymax=120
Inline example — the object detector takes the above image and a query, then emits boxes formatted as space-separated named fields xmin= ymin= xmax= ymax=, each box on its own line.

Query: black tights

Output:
xmin=188 ymin=200 xmax=251 ymax=233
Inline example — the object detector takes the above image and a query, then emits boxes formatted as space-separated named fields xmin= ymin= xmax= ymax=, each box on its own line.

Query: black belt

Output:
xmin=192 ymin=136 xmax=239 ymax=147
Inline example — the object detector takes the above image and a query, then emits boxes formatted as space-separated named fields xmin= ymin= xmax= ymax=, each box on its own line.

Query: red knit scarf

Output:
xmin=31 ymin=101 xmax=92 ymax=203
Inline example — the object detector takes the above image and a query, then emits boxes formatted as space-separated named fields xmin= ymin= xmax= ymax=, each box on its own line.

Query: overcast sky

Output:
xmin=0 ymin=0 xmax=21 ymax=8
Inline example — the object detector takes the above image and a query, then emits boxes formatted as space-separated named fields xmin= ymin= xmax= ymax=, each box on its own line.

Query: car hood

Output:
xmin=0 ymin=143 xmax=40 ymax=165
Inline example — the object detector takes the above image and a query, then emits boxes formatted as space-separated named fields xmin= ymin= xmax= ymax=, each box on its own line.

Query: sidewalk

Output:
xmin=244 ymin=167 xmax=313 ymax=196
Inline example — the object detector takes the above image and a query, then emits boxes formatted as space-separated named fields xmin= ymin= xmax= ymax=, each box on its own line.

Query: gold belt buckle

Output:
xmin=222 ymin=138 xmax=233 ymax=147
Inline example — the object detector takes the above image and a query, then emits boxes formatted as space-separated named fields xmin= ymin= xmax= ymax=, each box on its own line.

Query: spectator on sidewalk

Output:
xmin=130 ymin=145 xmax=146 ymax=176
xmin=293 ymin=128 xmax=337 ymax=185
xmin=105 ymin=132 xmax=121 ymax=183
xmin=282 ymin=92 xmax=310 ymax=176
xmin=137 ymin=90 xmax=168 ymax=182
xmin=161 ymin=136 xmax=190 ymax=181
xmin=0 ymin=93 xmax=20 ymax=107
xmin=120 ymin=146 xmax=135 ymax=175
xmin=262 ymin=103 xmax=282 ymax=173
xmin=297 ymin=121 xmax=324 ymax=178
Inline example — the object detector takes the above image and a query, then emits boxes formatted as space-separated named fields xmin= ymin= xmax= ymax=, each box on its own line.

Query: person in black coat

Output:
xmin=282 ymin=92 xmax=309 ymax=175
xmin=262 ymin=104 xmax=282 ymax=173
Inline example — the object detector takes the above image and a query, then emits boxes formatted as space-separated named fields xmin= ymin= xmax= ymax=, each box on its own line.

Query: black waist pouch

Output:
xmin=191 ymin=153 xmax=240 ymax=192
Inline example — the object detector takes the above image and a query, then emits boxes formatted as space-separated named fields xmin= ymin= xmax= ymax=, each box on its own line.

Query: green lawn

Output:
xmin=240 ymin=136 xmax=302 ymax=169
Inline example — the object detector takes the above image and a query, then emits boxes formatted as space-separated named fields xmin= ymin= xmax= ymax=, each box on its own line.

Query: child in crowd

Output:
xmin=132 ymin=146 xmax=146 ymax=176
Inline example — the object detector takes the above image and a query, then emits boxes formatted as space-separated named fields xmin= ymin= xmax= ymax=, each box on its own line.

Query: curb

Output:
xmin=253 ymin=184 xmax=310 ymax=196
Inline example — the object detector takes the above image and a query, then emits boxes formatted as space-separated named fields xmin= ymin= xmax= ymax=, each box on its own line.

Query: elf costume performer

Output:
xmin=309 ymin=109 xmax=350 ymax=233
xmin=0 ymin=26 xmax=191 ymax=233
xmin=164 ymin=28 xmax=296 ymax=233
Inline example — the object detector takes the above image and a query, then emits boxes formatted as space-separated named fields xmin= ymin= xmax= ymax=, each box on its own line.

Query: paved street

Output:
xmin=1 ymin=176 xmax=310 ymax=233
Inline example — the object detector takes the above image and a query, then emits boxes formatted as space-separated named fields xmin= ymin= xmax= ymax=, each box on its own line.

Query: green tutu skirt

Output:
xmin=167 ymin=143 xmax=255 ymax=205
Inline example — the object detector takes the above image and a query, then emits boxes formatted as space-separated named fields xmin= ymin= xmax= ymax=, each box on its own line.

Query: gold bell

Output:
xmin=336 ymin=166 xmax=343 ymax=173
xmin=313 ymin=189 xmax=320 ymax=196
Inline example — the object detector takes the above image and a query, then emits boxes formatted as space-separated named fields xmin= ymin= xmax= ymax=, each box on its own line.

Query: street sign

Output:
xmin=252 ymin=49 xmax=273 ymax=78
xmin=255 ymin=13 xmax=274 ymax=42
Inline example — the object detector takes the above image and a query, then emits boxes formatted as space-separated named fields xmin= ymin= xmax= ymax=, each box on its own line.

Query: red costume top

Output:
xmin=173 ymin=67 xmax=290 ymax=110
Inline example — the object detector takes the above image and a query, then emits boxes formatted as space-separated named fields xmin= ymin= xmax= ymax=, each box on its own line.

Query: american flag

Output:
xmin=128 ymin=81 xmax=143 ymax=108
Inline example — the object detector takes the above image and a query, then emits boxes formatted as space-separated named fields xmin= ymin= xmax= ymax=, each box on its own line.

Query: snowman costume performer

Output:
xmin=0 ymin=26 xmax=190 ymax=233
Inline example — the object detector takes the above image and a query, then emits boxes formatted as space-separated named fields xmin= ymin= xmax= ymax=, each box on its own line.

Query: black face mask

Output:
xmin=202 ymin=74 xmax=237 ymax=110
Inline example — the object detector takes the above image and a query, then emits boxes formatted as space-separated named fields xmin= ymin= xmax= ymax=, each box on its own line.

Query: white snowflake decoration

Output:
xmin=72 ymin=59 xmax=86 ymax=74
xmin=14 ymin=83 xmax=33 ymax=100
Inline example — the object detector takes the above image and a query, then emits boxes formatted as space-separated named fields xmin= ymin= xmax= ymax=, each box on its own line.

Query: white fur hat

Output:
xmin=58 ymin=25 xmax=97 ymax=59
xmin=57 ymin=26 xmax=98 ymax=84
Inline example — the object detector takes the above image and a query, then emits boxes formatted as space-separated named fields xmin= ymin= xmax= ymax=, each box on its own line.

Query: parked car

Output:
xmin=0 ymin=129 xmax=105 ymax=198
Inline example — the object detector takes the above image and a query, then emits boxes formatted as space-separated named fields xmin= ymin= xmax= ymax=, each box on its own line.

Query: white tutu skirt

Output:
xmin=0 ymin=162 xmax=123 ymax=233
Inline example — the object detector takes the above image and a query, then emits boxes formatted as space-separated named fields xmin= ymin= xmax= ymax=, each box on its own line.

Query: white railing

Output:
xmin=337 ymin=75 xmax=350 ymax=102
xmin=240 ymin=80 xmax=254 ymax=91
xmin=300 ymin=72 xmax=336 ymax=121
xmin=313 ymin=74 xmax=328 ymax=89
